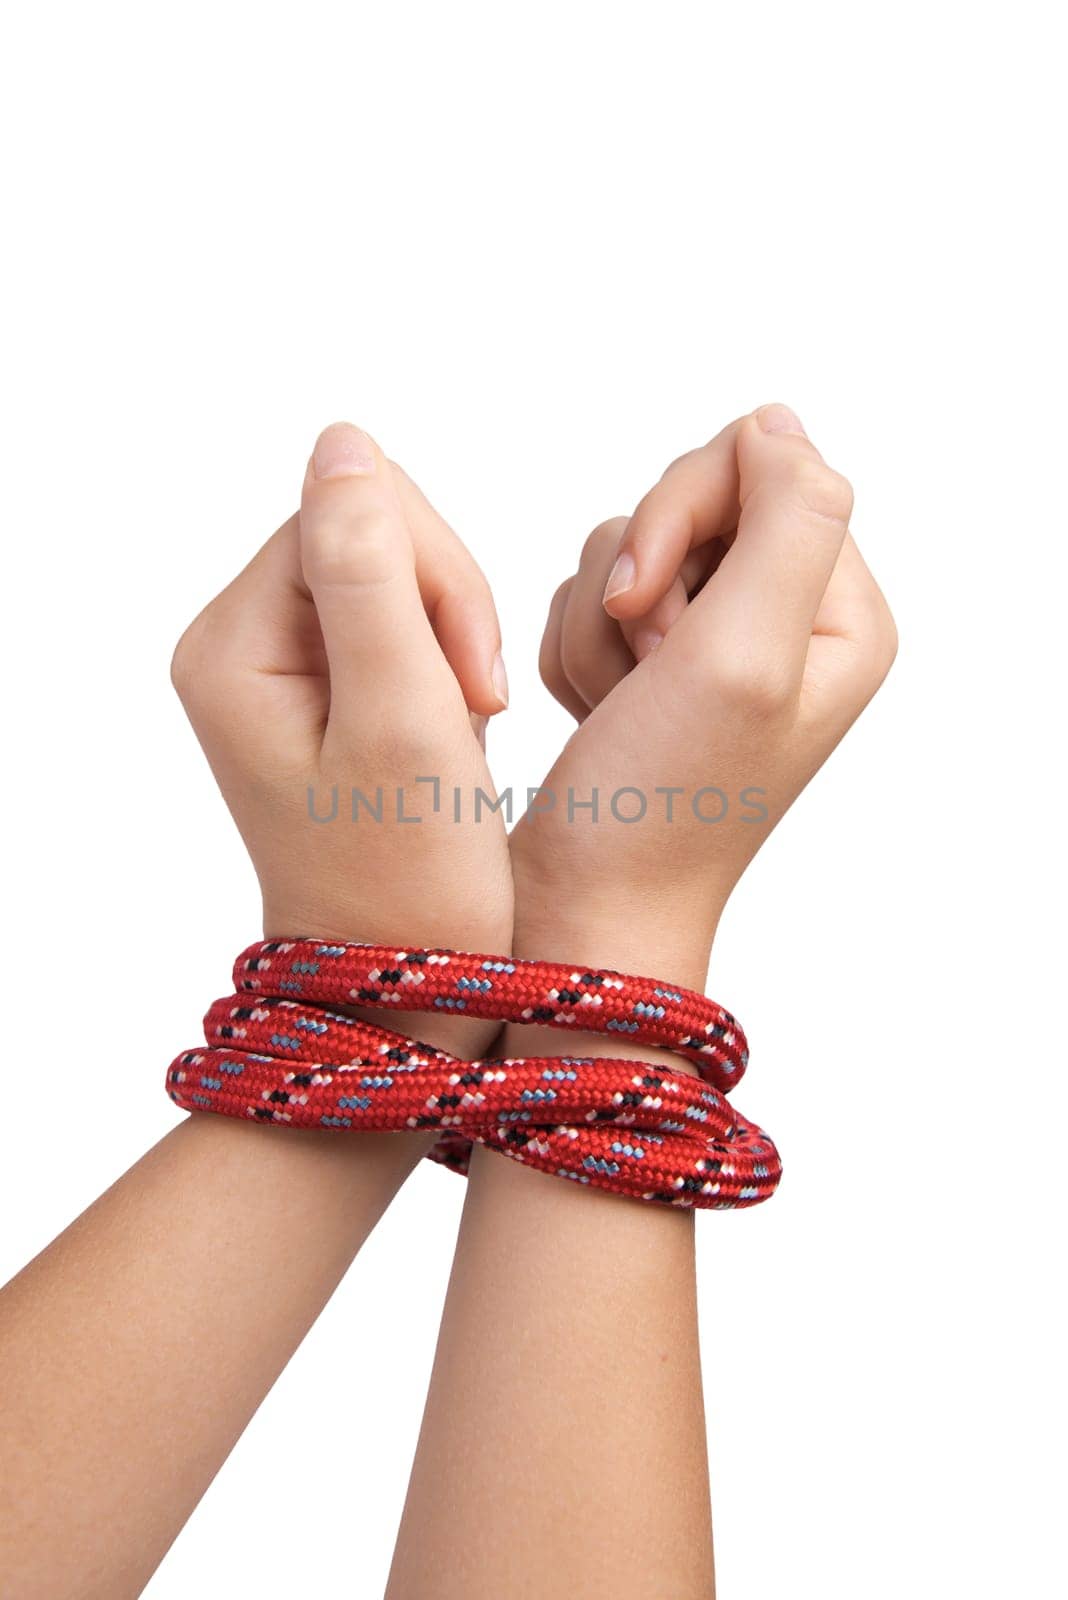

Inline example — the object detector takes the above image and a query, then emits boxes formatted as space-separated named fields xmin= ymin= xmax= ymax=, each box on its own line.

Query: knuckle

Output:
xmin=787 ymin=461 xmax=854 ymax=527
xmin=538 ymin=644 xmax=557 ymax=694
xmin=558 ymin=632 xmax=608 ymax=711
xmin=539 ymin=620 xmax=566 ymax=694
xmin=383 ymin=716 xmax=448 ymax=771
xmin=661 ymin=448 xmax=693 ymax=479
xmin=549 ymin=576 xmax=574 ymax=614
xmin=539 ymin=578 xmax=575 ymax=691
xmin=859 ymin=592 xmax=899 ymax=681
xmin=556 ymin=628 xmax=586 ymax=695
xmin=539 ymin=655 xmax=572 ymax=710
xmin=304 ymin=508 xmax=398 ymax=587
xmin=742 ymin=673 xmax=795 ymax=718
xmin=711 ymin=654 xmax=795 ymax=717
xmin=831 ymin=587 xmax=898 ymax=706
xmin=169 ymin=615 xmax=209 ymax=701
xmin=581 ymin=517 xmax=627 ymax=564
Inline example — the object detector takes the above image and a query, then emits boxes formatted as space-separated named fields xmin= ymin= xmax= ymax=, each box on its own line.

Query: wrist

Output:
xmin=511 ymin=899 xmax=716 ymax=996
xmin=498 ymin=1019 xmax=701 ymax=1079
xmin=503 ymin=904 xmax=718 ymax=1079
xmin=260 ymin=904 xmax=512 ymax=1063
xmin=261 ymin=900 xmax=514 ymax=958
xmin=510 ymin=834 xmax=724 ymax=990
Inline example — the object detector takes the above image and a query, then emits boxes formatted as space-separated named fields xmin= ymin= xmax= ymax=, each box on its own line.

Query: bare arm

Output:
xmin=0 ymin=421 xmax=515 ymax=1597
xmin=388 ymin=405 xmax=895 ymax=1599
xmin=0 ymin=1116 xmax=430 ymax=1598
xmin=386 ymin=928 xmax=717 ymax=1600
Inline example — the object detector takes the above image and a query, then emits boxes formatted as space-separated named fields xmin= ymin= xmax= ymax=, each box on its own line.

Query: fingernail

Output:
xmin=603 ymin=551 xmax=636 ymax=605
xmin=491 ymin=651 xmax=509 ymax=708
xmin=757 ymin=403 xmax=806 ymax=436
xmin=312 ymin=422 xmax=376 ymax=479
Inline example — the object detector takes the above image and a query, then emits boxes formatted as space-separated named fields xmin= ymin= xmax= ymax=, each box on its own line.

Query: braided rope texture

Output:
xmin=166 ymin=939 xmax=781 ymax=1209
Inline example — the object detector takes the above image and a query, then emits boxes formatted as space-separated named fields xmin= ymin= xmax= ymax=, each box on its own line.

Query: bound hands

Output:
xmin=173 ymin=405 xmax=895 ymax=1015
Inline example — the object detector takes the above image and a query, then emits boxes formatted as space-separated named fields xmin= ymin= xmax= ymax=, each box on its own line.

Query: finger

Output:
xmin=602 ymin=417 xmax=745 ymax=620
xmin=300 ymin=423 xmax=457 ymax=740
xmin=391 ymin=463 xmax=508 ymax=715
xmin=175 ymin=515 xmax=310 ymax=671
xmin=170 ymin=517 xmax=328 ymax=766
xmin=663 ymin=406 xmax=853 ymax=690
xmin=559 ymin=519 xmax=637 ymax=708
xmin=616 ymin=549 xmax=714 ymax=662
xmin=552 ymin=530 xmax=716 ymax=698
xmin=812 ymin=532 xmax=886 ymax=640
xmin=804 ymin=532 xmax=898 ymax=725
xmin=617 ymin=576 xmax=687 ymax=661
xmin=539 ymin=578 xmax=589 ymax=723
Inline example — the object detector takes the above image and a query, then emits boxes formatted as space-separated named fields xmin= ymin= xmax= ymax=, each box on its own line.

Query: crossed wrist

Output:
xmin=512 ymin=902 xmax=716 ymax=996
xmin=260 ymin=901 xmax=512 ymax=1062
xmin=498 ymin=906 xmax=717 ymax=1080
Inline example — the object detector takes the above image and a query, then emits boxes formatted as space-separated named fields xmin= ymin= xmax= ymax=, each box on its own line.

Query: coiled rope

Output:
xmin=166 ymin=939 xmax=780 ymax=1208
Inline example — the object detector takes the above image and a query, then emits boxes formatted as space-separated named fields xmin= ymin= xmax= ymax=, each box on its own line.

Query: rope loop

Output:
xmin=166 ymin=939 xmax=780 ymax=1208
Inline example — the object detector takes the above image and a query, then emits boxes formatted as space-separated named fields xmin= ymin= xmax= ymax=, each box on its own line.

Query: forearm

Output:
xmin=0 ymin=1112 xmax=432 ymax=1599
xmin=386 ymin=913 xmax=717 ymax=1600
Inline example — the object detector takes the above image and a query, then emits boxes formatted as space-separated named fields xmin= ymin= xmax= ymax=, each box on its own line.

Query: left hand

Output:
xmin=511 ymin=404 xmax=897 ymax=988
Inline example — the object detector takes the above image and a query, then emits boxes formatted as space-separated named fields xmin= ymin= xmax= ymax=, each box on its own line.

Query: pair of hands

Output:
xmin=171 ymin=404 xmax=895 ymax=1008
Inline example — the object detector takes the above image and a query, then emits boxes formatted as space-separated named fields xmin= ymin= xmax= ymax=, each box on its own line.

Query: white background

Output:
xmin=1 ymin=2 xmax=1064 ymax=1596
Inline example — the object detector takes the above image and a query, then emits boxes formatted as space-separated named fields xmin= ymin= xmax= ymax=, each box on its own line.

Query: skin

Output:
xmin=387 ymin=404 xmax=896 ymax=1599
xmin=0 ymin=1117 xmax=434 ymax=1598
xmin=512 ymin=403 xmax=897 ymax=986
xmin=385 ymin=1042 xmax=717 ymax=1600
xmin=0 ymin=424 xmax=513 ymax=1598
xmin=170 ymin=421 xmax=514 ymax=956
xmin=0 ymin=406 xmax=895 ymax=1600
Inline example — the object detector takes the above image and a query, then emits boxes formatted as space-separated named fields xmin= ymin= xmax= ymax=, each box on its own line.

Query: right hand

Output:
xmin=171 ymin=422 xmax=514 ymax=966
xmin=510 ymin=404 xmax=897 ymax=987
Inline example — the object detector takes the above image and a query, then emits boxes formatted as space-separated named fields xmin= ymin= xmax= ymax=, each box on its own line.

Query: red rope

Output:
xmin=166 ymin=939 xmax=780 ymax=1208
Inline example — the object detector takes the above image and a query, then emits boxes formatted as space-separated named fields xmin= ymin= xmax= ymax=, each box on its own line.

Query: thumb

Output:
xmin=300 ymin=422 xmax=458 ymax=739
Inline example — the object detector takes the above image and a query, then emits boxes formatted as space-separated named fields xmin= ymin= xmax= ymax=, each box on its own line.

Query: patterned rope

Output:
xmin=166 ymin=939 xmax=781 ymax=1208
